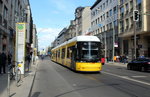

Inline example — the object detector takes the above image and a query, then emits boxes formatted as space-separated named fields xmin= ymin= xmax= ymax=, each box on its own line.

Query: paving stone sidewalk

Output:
xmin=0 ymin=60 xmax=38 ymax=97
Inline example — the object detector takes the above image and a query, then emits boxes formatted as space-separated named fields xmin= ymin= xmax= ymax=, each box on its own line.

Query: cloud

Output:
xmin=37 ymin=28 xmax=61 ymax=50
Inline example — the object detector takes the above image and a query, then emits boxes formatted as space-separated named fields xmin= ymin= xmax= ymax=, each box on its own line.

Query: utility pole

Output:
xmin=133 ymin=10 xmax=139 ymax=59
xmin=104 ymin=32 xmax=107 ymax=63
xmin=112 ymin=21 xmax=115 ymax=63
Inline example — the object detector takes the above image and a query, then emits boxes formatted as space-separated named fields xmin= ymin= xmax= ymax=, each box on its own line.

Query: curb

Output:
xmin=106 ymin=62 xmax=127 ymax=67
xmin=28 ymin=60 xmax=39 ymax=97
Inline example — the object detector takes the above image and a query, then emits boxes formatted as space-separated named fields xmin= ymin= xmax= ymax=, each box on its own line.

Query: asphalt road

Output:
xmin=30 ymin=57 xmax=150 ymax=97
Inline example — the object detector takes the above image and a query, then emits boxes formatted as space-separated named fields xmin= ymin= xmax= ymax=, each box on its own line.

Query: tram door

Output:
xmin=71 ymin=46 xmax=76 ymax=70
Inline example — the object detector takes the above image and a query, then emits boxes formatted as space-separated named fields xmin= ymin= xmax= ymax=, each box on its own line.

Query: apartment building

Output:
xmin=0 ymin=0 xmax=33 ymax=55
xmin=91 ymin=0 xmax=119 ymax=61
xmin=75 ymin=6 xmax=91 ymax=36
xmin=68 ymin=20 xmax=76 ymax=39
xmin=118 ymin=0 xmax=150 ymax=60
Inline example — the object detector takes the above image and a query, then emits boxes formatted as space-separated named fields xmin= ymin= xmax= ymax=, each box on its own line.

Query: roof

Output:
xmin=52 ymin=36 xmax=100 ymax=50
xmin=91 ymin=0 xmax=102 ymax=10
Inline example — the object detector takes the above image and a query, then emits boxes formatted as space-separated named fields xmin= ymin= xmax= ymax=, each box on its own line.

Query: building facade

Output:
xmin=118 ymin=0 xmax=150 ymax=60
xmin=91 ymin=0 xmax=119 ymax=61
xmin=0 ymin=0 xmax=33 ymax=58
xmin=75 ymin=6 xmax=91 ymax=36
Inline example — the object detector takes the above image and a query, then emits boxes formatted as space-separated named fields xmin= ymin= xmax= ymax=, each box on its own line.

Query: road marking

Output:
xmin=131 ymin=76 xmax=147 ymax=78
xmin=102 ymin=71 xmax=150 ymax=86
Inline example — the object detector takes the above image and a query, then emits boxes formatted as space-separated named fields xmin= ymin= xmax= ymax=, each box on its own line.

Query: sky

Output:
xmin=30 ymin=0 xmax=96 ymax=50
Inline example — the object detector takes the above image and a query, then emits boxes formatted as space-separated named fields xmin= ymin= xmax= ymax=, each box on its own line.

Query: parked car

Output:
xmin=127 ymin=58 xmax=150 ymax=71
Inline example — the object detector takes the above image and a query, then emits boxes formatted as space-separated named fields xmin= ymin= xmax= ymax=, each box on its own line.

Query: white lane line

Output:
xmin=131 ymin=76 xmax=147 ymax=78
xmin=102 ymin=71 xmax=150 ymax=86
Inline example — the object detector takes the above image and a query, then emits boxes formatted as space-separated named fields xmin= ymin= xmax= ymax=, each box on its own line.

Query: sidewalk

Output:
xmin=106 ymin=62 xmax=128 ymax=67
xmin=0 ymin=60 xmax=38 ymax=97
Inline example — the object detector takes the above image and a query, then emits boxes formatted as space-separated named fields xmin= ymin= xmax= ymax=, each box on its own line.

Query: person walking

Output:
xmin=1 ymin=52 xmax=7 ymax=74
xmin=26 ymin=54 xmax=31 ymax=71
xmin=123 ymin=55 xmax=127 ymax=64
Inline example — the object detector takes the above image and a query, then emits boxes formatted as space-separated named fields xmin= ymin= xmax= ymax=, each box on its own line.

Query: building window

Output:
xmin=120 ymin=0 xmax=124 ymax=5
xmin=3 ymin=6 xmax=8 ymax=19
xmin=107 ymin=12 xmax=109 ymax=18
xmin=110 ymin=0 xmax=112 ymax=3
xmin=114 ymin=20 xmax=117 ymax=27
xmin=125 ymin=19 xmax=129 ymax=30
xmin=103 ymin=14 xmax=105 ymax=20
xmin=110 ymin=9 xmax=112 ymax=16
xmin=107 ymin=24 xmax=109 ymax=30
xmin=110 ymin=23 xmax=112 ymax=29
xmin=136 ymin=0 xmax=142 ymax=4
xmin=101 ymin=15 xmax=103 ymax=21
xmin=100 ymin=5 xmax=102 ymax=10
xmin=120 ymin=6 xmax=124 ymax=19
xmin=113 ymin=6 xmax=117 ymax=14
xmin=103 ymin=26 xmax=105 ymax=32
xmin=106 ymin=0 xmax=108 ymax=6
xmin=130 ymin=0 xmax=133 ymax=10
xmin=103 ymin=3 xmax=105 ymax=9
xmin=136 ymin=0 xmax=142 ymax=11
xmin=0 ymin=0 xmax=2 ymax=14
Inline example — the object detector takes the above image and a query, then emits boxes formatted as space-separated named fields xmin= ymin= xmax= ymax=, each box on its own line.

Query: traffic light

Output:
xmin=133 ymin=10 xmax=139 ymax=22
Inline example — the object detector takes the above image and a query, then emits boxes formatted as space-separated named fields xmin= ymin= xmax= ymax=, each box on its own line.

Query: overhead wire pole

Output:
xmin=112 ymin=18 xmax=115 ymax=63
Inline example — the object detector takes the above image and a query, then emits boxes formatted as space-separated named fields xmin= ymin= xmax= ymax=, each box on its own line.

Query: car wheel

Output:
xmin=127 ymin=65 xmax=131 ymax=70
xmin=141 ymin=67 xmax=145 ymax=72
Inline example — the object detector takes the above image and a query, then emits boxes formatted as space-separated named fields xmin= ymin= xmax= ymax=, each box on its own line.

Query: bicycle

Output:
xmin=8 ymin=61 xmax=22 ymax=86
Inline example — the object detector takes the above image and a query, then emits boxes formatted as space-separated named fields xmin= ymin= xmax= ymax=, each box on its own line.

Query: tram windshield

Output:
xmin=77 ymin=42 xmax=101 ymax=62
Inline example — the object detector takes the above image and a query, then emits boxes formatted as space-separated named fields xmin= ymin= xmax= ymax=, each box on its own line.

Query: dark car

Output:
xmin=127 ymin=58 xmax=150 ymax=71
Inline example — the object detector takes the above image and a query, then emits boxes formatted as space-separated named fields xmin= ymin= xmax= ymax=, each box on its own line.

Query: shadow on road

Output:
xmin=31 ymin=92 xmax=41 ymax=97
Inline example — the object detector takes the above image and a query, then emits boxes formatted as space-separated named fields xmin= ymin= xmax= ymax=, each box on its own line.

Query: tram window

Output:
xmin=67 ymin=46 xmax=73 ymax=59
xmin=61 ymin=48 xmax=65 ymax=59
xmin=67 ymin=47 xmax=70 ymax=58
xmin=58 ymin=50 xmax=60 ymax=58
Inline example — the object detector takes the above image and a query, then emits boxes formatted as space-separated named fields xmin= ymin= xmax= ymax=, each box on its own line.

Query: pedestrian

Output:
xmin=140 ymin=54 xmax=145 ymax=58
xmin=1 ymin=52 xmax=7 ymax=73
xmin=8 ymin=52 xmax=12 ymax=65
xmin=123 ymin=55 xmax=127 ymax=64
xmin=26 ymin=54 xmax=31 ymax=71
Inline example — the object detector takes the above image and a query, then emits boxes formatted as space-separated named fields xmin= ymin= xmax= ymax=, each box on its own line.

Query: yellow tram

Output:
xmin=51 ymin=36 xmax=103 ymax=72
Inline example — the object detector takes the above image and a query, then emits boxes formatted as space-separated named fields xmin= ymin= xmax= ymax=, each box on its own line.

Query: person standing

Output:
xmin=8 ymin=52 xmax=12 ymax=65
xmin=1 ymin=52 xmax=7 ymax=73
xmin=26 ymin=54 xmax=31 ymax=71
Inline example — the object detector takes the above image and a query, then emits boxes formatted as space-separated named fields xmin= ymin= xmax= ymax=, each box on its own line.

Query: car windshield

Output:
xmin=77 ymin=42 xmax=101 ymax=62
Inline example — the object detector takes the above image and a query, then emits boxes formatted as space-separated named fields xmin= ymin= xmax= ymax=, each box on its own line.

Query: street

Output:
xmin=30 ymin=57 xmax=150 ymax=97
